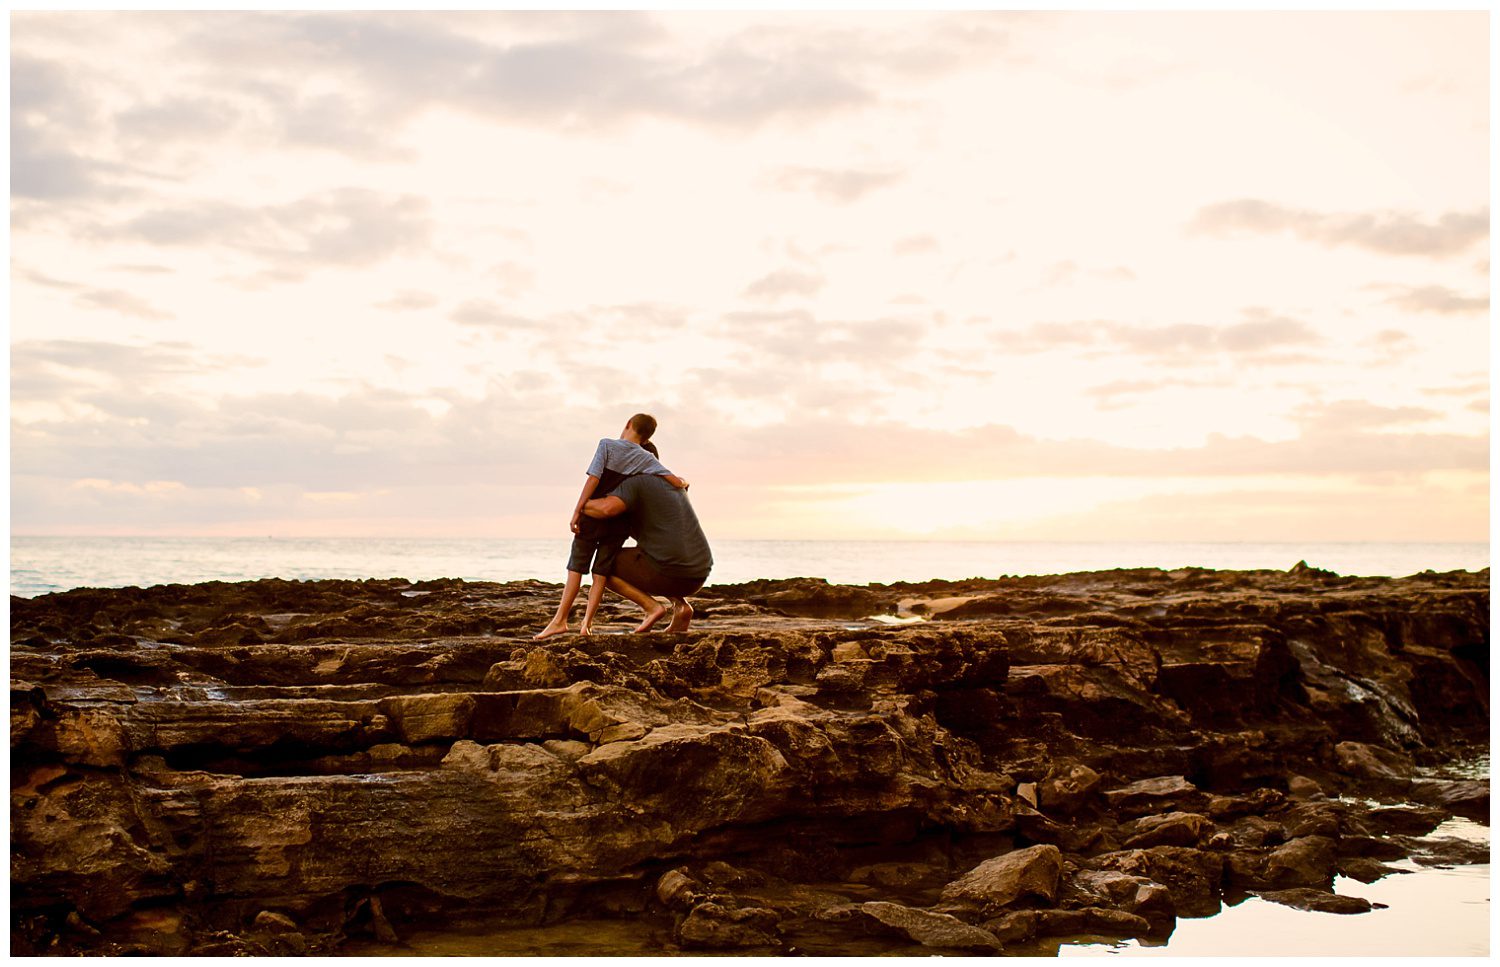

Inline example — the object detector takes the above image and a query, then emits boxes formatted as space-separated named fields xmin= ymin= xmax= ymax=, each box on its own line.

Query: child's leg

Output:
xmin=535 ymin=569 xmax=585 ymax=639
xmin=581 ymin=539 xmax=627 ymax=635
xmin=579 ymin=576 xmax=610 ymax=634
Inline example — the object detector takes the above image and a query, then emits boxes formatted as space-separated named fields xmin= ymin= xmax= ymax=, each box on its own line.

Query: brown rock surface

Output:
xmin=9 ymin=568 xmax=1488 ymax=955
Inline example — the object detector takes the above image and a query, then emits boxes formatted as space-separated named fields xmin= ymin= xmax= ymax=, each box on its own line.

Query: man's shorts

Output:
xmin=612 ymin=547 xmax=708 ymax=598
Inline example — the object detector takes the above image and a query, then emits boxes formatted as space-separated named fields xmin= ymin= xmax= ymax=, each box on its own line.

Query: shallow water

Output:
xmin=1061 ymin=860 xmax=1490 ymax=958
xmin=340 ymin=820 xmax=1490 ymax=958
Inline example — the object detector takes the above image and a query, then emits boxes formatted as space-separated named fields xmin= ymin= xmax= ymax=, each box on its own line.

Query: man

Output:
xmin=580 ymin=472 xmax=713 ymax=633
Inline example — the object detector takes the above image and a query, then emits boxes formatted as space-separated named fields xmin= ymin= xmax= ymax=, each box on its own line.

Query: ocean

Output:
xmin=8 ymin=536 xmax=1489 ymax=599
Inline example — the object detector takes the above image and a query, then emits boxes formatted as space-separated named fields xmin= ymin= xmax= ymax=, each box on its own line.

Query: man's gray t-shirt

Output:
xmin=613 ymin=474 xmax=713 ymax=579
xmin=586 ymin=438 xmax=669 ymax=479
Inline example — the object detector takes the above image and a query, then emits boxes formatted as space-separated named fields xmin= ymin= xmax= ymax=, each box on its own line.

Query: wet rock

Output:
xmin=1405 ymin=835 xmax=1491 ymax=867
xmin=859 ymin=901 xmax=1002 ymax=952
xmin=1409 ymin=779 xmax=1489 ymax=822
xmin=939 ymin=844 xmax=1063 ymax=914
xmin=1335 ymin=856 xmax=1409 ymax=883
xmin=1363 ymin=805 xmax=1447 ymax=837
xmin=1257 ymin=888 xmax=1375 ymax=914
xmin=1230 ymin=835 xmax=1338 ymax=890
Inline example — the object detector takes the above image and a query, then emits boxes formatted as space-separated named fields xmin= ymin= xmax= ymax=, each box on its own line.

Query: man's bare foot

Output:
xmin=533 ymin=621 xmax=569 ymax=640
xmin=666 ymin=599 xmax=693 ymax=633
xmin=633 ymin=604 xmax=667 ymax=633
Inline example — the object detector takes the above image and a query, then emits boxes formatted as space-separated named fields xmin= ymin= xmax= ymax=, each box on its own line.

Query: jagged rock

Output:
xmin=1229 ymin=835 xmax=1338 ymax=890
xmin=1287 ymin=775 xmax=1323 ymax=799
xmin=1226 ymin=815 xmax=1286 ymax=849
xmin=1089 ymin=847 xmax=1224 ymax=917
xmin=1121 ymin=811 xmax=1212 ymax=849
xmin=6 ymin=571 xmax=1487 ymax=955
xmin=1039 ymin=760 xmax=1103 ymax=814
xmin=1257 ymin=888 xmax=1375 ymax=914
xmin=1102 ymin=776 xmax=1207 ymax=817
xmin=939 ymin=844 xmax=1063 ymax=914
xmin=859 ymin=901 xmax=1002 ymax=952
xmin=676 ymin=901 xmax=780 ymax=949
xmin=1063 ymin=868 xmax=1176 ymax=931
xmin=1335 ymin=741 xmax=1414 ymax=780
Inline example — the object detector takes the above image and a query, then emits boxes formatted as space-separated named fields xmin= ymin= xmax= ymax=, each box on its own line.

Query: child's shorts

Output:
xmin=567 ymin=519 xmax=630 ymax=575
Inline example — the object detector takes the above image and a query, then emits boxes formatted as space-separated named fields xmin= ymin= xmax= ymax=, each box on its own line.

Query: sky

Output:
xmin=9 ymin=10 xmax=1491 ymax=542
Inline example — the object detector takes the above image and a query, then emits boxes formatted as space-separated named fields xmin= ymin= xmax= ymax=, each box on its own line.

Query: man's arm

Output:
xmin=581 ymin=495 xmax=628 ymax=519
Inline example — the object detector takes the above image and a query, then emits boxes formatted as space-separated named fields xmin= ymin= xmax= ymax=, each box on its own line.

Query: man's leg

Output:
xmin=535 ymin=570 xmax=584 ymax=639
xmin=605 ymin=575 xmax=667 ymax=632
xmin=665 ymin=596 xmax=693 ymax=633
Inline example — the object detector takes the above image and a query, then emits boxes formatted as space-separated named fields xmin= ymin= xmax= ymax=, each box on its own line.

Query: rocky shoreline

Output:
xmin=10 ymin=565 xmax=1490 ymax=955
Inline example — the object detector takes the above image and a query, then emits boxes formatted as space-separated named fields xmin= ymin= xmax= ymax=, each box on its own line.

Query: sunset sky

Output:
xmin=10 ymin=10 xmax=1490 ymax=541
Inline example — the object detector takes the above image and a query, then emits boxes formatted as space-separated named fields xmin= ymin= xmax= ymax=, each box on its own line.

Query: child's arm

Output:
xmin=658 ymin=473 xmax=690 ymax=490
xmin=571 ymin=475 xmax=601 ymax=532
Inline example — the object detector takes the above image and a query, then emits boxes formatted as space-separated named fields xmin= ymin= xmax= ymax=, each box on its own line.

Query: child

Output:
xmin=535 ymin=414 xmax=688 ymax=639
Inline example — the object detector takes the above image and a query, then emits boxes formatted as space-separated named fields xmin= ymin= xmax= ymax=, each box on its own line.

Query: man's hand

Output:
xmin=570 ymin=514 xmax=581 ymax=534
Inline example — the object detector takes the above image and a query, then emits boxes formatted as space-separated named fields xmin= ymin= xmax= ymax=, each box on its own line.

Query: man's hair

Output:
xmin=641 ymin=439 xmax=659 ymax=458
xmin=628 ymin=413 xmax=657 ymax=441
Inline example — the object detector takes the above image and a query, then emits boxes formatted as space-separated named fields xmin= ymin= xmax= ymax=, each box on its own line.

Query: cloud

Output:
xmin=155 ymin=11 xmax=882 ymax=142
xmin=10 ymin=339 xmax=242 ymax=403
xmin=1085 ymin=377 xmax=1211 ymax=410
xmin=1035 ymin=261 xmax=1137 ymax=288
xmin=1291 ymin=399 xmax=1442 ymax=432
xmin=892 ymin=234 xmax=940 ymax=256
xmin=107 ymin=188 xmax=433 ymax=274
xmin=374 ymin=290 xmax=441 ymax=311
xmin=113 ymin=95 xmax=242 ymax=153
xmin=448 ymin=300 xmax=540 ymax=329
xmin=742 ymin=268 xmax=825 ymax=302
xmin=719 ymin=310 xmax=926 ymax=368
xmin=991 ymin=308 xmax=1321 ymax=363
xmin=768 ymin=165 xmax=905 ymax=204
xmin=10 ymin=54 xmax=128 ymax=202
xmin=1366 ymin=283 xmax=1489 ymax=315
xmin=74 ymin=288 xmax=175 ymax=321
xmin=1187 ymin=199 xmax=1488 ymax=259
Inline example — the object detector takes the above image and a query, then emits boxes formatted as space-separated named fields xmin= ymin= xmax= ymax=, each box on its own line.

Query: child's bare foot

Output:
xmin=633 ymin=603 xmax=667 ymax=633
xmin=533 ymin=621 xmax=570 ymax=640
xmin=666 ymin=599 xmax=693 ymax=633
xmin=578 ymin=622 xmax=592 ymax=636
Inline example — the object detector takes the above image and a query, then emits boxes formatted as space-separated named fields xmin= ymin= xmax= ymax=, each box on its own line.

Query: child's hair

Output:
xmin=628 ymin=413 xmax=657 ymax=441
xmin=641 ymin=439 xmax=659 ymax=458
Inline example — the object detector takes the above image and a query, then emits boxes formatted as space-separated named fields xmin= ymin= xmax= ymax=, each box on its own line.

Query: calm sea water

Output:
xmin=7 ymin=536 xmax=1489 ymax=598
